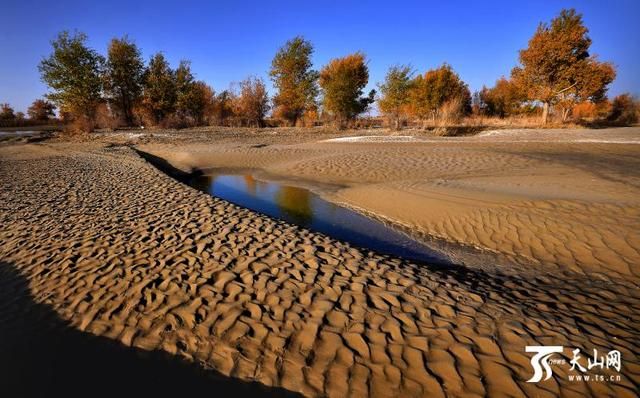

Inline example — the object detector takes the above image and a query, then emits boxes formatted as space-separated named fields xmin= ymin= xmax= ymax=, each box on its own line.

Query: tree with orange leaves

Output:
xmin=408 ymin=64 xmax=471 ymax=125
xmin=512 ymin=9 xmax=615 ymax=123
xmin=319 ymin=52 xmax=375 ymax=128
xmin=235 ymin=76 xmax=270 ymax=127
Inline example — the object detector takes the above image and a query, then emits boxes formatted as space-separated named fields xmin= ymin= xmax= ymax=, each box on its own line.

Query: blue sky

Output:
xmin=1 ymin=0 xmax=638 ymax=113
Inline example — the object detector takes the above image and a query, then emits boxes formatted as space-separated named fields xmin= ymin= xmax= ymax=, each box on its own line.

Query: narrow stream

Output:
xmin=188 ymin=172 xmax=445 ymax=264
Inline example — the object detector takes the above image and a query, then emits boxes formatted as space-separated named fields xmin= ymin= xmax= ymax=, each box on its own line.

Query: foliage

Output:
xmin=174 ymin=60 xmax=195 ymax=116
xmin=270 ymin=36 xmax=319 ymax=126
xmin=27 ymin=99 xmax=56 ymax=121
xmin=480 ymin=77 xmax=525 ymax=117
xmin=408 ymin=64 xmax=471 ymax=122
xmin=608 ymin=94 xmax=638 ymax=125
xmin=0 ymin=103 xmax=16 ymax=121
xmin=39 ymin=31 xmax=105 ymax=130
xmin=209 ymin=90 xmax=236 ymax=126
xmin=511 ymin=9 xmax=616 ymax=123
xmin=377 ymin=65 xmax=414 ymax=129
xmin=104 ymin=36 xmax=144 ymax=126
xmin=181 ymin=81 xmax=215 ymax=125
xmin=235 ymin=76 xmax=270 ymax=127
xmin=141 ymin=53 xmax=176 ymax=125
xmin=319 ymin=52 xmax=375 ymax=127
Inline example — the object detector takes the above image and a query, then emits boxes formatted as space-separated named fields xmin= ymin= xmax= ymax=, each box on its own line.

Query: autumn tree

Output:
xmin=319 ymin=52 xmax=375 ymax=127
xmin=480 ymin=77 xmax=524 ymax=117
xmin=173 ymin=60 xmax=198 ymax=123
xmin=0 ymin=103 xmax=16 ymax=121
xmin=27 ymin=99 xmax=56 ymax=121
xmin=512 ymin=9 xmax=616 ymax=124
xmin=270 ymin=36 xmax=319 ymax=126
xmin=39 ymin=31 xmax=105 ymax=130
xmin=141 ymin=53 xmax=176 ymax=125
xmin=103 ymin=36 xmax=144 ymax=126
xmin=378 ymin=65 xmax=414 ymax=129
xmin=181 ymin=81 xmax=215 ymax=125
xmin=235 ymin=76 xmax=270 ymax=127
xmin=408 ymin=64 xmax=471 ymax=125
xmin=210 ymin=90 xmax=236 ymax=126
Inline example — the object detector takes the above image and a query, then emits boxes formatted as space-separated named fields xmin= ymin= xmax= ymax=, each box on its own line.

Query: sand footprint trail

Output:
xmin=0 ymin=142 xmax=639 ymax=397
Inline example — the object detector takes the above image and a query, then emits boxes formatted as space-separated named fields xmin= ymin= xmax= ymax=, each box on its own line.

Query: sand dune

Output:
xmin=1 ymin=132 xmax=639 ymax=397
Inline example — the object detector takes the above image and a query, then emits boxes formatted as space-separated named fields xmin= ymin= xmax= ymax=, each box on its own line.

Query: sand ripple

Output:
xmin=1 ymin=142 xmax=639 ymax=397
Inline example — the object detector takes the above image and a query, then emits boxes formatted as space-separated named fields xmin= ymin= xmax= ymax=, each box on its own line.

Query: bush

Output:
xmin=608 ymin=94 xmax=638 ymax=125
xmin=438 ymin=96 xmax=464 ymax=125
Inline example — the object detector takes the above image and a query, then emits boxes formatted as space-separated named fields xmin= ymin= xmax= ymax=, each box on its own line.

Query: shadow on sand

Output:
xmin=0 ymin=261 xmax=301 ymax=398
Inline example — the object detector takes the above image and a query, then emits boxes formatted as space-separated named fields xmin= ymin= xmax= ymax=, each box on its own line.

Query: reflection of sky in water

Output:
xmin=193 ymin=174 xmax=442 ymax=264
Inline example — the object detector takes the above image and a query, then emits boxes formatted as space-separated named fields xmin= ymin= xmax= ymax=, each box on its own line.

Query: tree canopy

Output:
xmin=408 ymin=64 xmax=471 ymax=122
xmin=235 ymin=76 xmax=270 ymax=127
xmin=480 ymin=77 xmax=524 ymax=117
xmin=104 ymin=36 xmax=144 ymax=125
xmin=270 ymin=36 xmax=319 ymax=126
xmin=0 ymin=104 xmax=15 ymax=121
xmin=27 ymin=99 xmax=56 ymax=121
xmin=378 ymin=65 xmax=414 ymax=129
xmin=319 ymin=52 xmax=375 ymax=127
xmin=511 ymin=8 xmax=616 ymax=123
xmin=39 ymin=31 xmax=105 ymax=128
xmin=141 ymin=53 xmax=176 ymax=124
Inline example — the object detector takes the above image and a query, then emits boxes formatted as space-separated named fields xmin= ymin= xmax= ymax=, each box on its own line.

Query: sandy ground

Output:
xmin=0 ymin=127 xmax=639 ymax=397
xmin=140 ymin=127 xmax=640 ymax=278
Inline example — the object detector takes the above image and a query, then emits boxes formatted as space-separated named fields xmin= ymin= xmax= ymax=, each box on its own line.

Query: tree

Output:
xmin=182 ymin=81 xmax=215 ymax=125
xmin=104 ymin=36 xmax=144 ymax=126
xmin=378 ymin=65 xmax=414 ymax=129
xmin=174 ymin=60 xmax=195 ymax=119
xmin=480 ymin=77 xmax=524 ymax=117
xmin=210 ymin=90 xmax=236 ymax=126
xmin=39 ymin=31 xmax=104 ymax=130
xmin=319 ymin=52 xmax=375 ymax=127
xmin=270 ymin=36 xmax=319 ymax=126
xmin=511 ymin=9 xmax=616 ymax=124
xmin=0 ymin=103 xmax=16 ymax=121
xmin=235 ymin=77 xmax=270 ymax=127
xmin=408 ymin=64 xmax=471 ymax=125
xmin=141 ymin=53 xmax=176 ymax=125
xmin=27 ymin=99 xmax=56 ymax=121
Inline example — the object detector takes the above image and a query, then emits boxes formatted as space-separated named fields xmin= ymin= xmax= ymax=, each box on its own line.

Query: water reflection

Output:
xmin=189 ymin=173 xmax=443 ymax=263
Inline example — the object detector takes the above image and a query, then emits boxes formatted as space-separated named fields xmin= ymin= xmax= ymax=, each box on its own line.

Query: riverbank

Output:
xmin=140 ymin=126 xmax=640 ymax=278
xmin=1 ymin=128 xmax=639 ymax=397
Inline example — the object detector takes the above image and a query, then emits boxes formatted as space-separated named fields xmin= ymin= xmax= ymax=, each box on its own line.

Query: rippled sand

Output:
xmin=1 ymin=128 xmax=639 ymax=397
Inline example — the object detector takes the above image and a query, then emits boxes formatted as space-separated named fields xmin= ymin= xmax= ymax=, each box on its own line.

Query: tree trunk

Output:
xmin=394 ymin=116 xmax=400 ymax=130
xmin=541 ymin=102 xmax=549 ymax=125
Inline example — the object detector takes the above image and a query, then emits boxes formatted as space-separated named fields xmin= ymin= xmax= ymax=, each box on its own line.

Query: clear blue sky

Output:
xmin=1 ymin=0 xmax=638 ymax=113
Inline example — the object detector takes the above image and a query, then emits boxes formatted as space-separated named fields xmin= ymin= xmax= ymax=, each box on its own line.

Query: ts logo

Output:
xmin=526 ymin=346 xmax=564 ymax=382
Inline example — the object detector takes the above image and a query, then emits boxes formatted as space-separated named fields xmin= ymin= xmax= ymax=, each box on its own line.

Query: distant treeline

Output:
xmin=1 ymin=8 xmax=637 ymax=132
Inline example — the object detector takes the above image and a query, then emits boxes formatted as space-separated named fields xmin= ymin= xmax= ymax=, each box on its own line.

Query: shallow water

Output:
xmin=189 ymin=173 xmax=444 ymax=264
xmin=0 ymin=130 xmax=41 ymax=137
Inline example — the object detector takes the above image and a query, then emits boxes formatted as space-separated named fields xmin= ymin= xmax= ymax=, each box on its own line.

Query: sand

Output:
xmin=1 ymin=127 xmax=639 ymax=397
xmin=141 ymin=127 xmax=640 ymax=277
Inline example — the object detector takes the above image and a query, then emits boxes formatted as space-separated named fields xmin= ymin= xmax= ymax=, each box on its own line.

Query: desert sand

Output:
xmin=1 ymin=127 xmax=639 ymax=397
